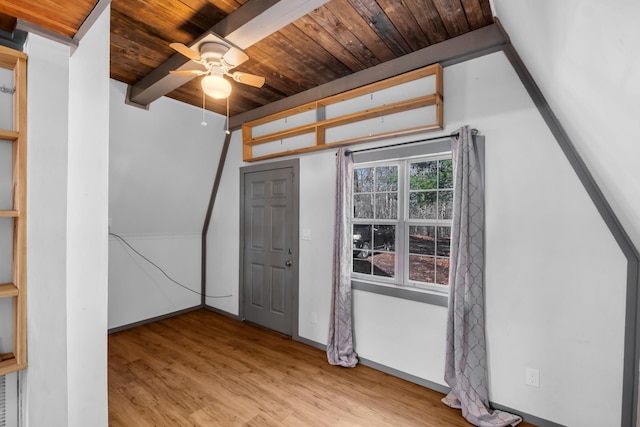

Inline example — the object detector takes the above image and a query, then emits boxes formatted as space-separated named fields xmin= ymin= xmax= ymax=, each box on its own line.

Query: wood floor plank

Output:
xmin=108 ymin=309 xmax=534 ymax=426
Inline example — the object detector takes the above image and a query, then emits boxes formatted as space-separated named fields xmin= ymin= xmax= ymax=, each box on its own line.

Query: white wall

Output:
xmin=24 ymin=33 xmax=71 ymax=427
xmin=108 ymin=80 xmax=224 ymax=329
xmin=207 ymin=51 xmax=627 ymax=426
xmin=109 ymin=234 xmax=202 ymax=326
xmin=492 ymin=0 xmax=640 ymax=251
xmin=297 ymin=150 xmax=337 ymax=342
xmin=21 ymin=7 xmax=111 ymax=426
xmin=66 ymin=6 xmax=110 ymax=425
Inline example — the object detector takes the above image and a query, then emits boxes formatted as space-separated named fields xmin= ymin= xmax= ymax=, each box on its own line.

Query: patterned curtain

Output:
xmin=326 ymin=147 xmax=358 ymax=368
xmin=442 ymin=126 xmax=521 ymax=426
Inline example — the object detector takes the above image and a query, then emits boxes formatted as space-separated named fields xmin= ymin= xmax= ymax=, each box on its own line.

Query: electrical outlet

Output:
xmin=525 ymin=367 xmax=540 ymax=388
xmin=311 ymin=312 xmax=318 ymax=324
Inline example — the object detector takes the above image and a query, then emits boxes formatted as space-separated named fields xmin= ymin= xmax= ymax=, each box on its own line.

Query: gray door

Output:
xmin=242 ymin=166 xmax=295 ymax=335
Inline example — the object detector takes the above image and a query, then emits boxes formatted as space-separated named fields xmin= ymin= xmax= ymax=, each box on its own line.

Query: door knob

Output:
xmin=285 ymin=260 xmax=292 ymax=267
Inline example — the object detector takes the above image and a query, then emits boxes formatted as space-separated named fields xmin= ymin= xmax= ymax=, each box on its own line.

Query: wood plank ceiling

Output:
xmin=0 ymin=0 xmax=493 ymax=117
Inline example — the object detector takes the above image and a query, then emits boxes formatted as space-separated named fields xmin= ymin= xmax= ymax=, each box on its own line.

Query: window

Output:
xmin=351 ymin=152 xmax=453 ymax=295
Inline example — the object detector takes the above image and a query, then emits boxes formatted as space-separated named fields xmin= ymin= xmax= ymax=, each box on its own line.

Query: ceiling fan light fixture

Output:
xmin=201 ymin=74 xmax=232 ymax=99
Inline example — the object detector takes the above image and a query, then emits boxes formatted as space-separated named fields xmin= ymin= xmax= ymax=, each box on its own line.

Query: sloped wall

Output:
xmin=108 ymin=80 xmax=224 ymax=329
xmin=492 ymin=0 xmax=640 ymax=250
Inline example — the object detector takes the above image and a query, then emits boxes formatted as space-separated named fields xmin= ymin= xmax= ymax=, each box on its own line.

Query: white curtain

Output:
xmin=442 ymin=126 xmax=521 ymax=426
xmin=326 ymin=147 xmax=358 ymax=367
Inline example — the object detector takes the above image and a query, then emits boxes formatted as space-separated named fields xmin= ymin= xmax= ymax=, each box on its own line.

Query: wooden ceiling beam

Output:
xmin=126 ymin=0 xmax=331 ymax=108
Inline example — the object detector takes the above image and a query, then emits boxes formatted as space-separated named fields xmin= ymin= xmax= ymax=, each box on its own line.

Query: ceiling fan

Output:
xmin=169 ymin=41 xmax=265 ymax=99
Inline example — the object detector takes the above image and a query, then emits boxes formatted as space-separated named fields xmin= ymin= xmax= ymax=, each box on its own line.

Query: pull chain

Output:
xmin=201 ymin=91 xmax=207 ymax=126
xmin=225 ymin=96 xmax=231 ymax=134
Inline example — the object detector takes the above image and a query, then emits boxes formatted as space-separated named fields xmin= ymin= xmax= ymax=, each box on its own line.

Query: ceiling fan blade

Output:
xmin=232 ymin=72 xmax=265 ymax=88
xmin=222 ymin=46 xmax=249 ymax=67
xmin=170 ymin=69 xmax=206 ymax=76
xmin=170 ymin=42 xmax=201 ymax=61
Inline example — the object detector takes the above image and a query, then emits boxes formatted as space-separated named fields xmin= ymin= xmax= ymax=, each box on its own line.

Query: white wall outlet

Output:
xmin=525 ymin=367 xmax=540 ymax=387
xmin=311 ymin=311 xmax=318 ymax=324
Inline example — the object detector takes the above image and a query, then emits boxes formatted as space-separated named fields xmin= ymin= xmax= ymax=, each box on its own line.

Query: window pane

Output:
xmin=375 ymin=193 xmax=397 ymax=219
xmin=353 ymin=257 xmax=372 ymax=274
xmin=354 ymin=167 xmax=373 ymax=193
xmin=438 ymin=159 xmax=453 ymax=189
xmin=353 ymin=254 xmax=395 ymax=278
xmin=372 ymin=252 xmax=395 ymax=277
xmin=373 ymin=225 xmax=395 ymax=251
xmin=434 ymin=257 xmax=450 ymax=285
xmin=409 ymin=254 xmax=435 ymax=283
xmin=353 ymin=224 xmax=372 ymax=258
xmin=375 ymin=166 xmax=398 ymax=191
xmin=353 ymin=224 xmax=396 ymax=254
xmin=352 ymin=224 xmax=396 ymax=279
xmin=409 ymin=226 xmax=435 ymax=256
xmin=436 ymin=226 xmax=451 ymax=257
xmin=434 ymin=226 xmax=451 ymax=285
xmin=409 ymin=191 xmax=437 ymax=219
xmin=438 ymin=190 xmax=453 ymax=220
xmin=410 ymin=161 xmax=438 ymax=190
xmin=354 ymin=194 xmax=374 ymax=218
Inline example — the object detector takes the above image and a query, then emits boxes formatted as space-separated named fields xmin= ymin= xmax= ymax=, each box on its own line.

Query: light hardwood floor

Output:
xmin=108 ymin=309 xmax=534 ymax=426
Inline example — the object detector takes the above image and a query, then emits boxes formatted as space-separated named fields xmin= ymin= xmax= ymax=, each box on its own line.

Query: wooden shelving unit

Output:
xmin=242 ymin=63 xmax=443 ymax=162
xmin=0 ymin=45 xmax=27 ymax=376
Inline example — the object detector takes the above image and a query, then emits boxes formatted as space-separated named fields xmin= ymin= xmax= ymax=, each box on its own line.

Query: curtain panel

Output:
xmin=327 ymin=148 xmax=358 ymax=368
xmin=442 ymin=126 xmax=521 ymax=426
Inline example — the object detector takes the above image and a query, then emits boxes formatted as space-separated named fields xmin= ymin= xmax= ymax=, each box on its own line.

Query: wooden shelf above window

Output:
xmin=242 ymin=63 xmax=443 ymax=162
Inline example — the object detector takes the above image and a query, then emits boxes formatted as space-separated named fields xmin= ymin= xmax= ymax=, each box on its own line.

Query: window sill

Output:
xmin=351 ymin=279 xmax=448 ymax=307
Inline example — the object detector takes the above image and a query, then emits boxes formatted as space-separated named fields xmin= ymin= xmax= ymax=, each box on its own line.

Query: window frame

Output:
xmin=349 ymin=136 xmax=485 ymax=306
xmin=351 ymin=154 xmax=453 ymax=297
